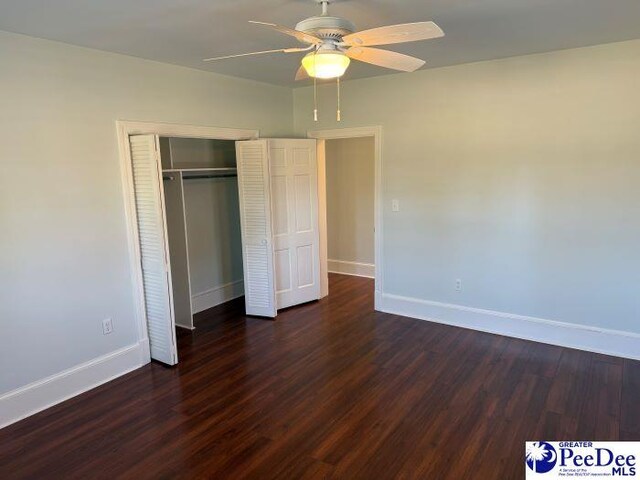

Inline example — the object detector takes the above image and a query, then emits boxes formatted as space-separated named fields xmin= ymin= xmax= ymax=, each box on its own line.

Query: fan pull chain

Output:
xmin=336 ymin=77 xmax=341 ymax=122
xmin=313 ymin=51 xmax=318 ymax=122
xmin=314 ymin=77 xmax=318 ymax=122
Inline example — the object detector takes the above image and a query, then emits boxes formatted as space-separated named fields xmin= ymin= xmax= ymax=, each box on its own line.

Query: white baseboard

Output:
xmin=0 ymin=341 xmax=149 ymax=429
xmin=191 ymin=280 xmax=244 ymax=314
xmin=328 ymin=259 xmax=375 ymax=279
xmin=379 ymin=293 xmax=640 ymax=361
xmin=175 ymin=323 xmax=195 ymax=331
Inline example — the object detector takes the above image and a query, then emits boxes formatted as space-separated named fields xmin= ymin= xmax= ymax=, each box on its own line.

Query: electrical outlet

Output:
xmin=392 ymin=199 xmax=400 ymax=212
xmin=102 ymin=318 xmax=113 ymax=335
xmin=455 ymin=279 xmax=462 ymax=292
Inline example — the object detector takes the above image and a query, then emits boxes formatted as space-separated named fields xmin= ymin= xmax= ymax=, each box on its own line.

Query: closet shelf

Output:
xmin=163 ymin=167 xmax=237 ymax=173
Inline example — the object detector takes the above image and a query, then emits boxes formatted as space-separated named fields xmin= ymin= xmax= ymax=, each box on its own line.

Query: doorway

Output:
xmin=308 ymin=126 xmax=383 ymax=309
xmin=325 ymin=137 xmax=375 ymax=279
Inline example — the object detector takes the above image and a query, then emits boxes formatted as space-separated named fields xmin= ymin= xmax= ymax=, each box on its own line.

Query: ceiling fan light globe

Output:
xmin=301 ymin=52 xmax=350 ymax=79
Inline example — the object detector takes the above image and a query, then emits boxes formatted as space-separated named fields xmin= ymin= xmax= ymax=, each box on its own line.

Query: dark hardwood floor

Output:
xmin=1 ymin=274 xmax=639 ymax=479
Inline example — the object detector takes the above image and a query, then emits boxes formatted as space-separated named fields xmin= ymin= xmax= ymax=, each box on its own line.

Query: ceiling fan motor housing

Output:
xmin=295 ymin=16 xmax=356 ymax=42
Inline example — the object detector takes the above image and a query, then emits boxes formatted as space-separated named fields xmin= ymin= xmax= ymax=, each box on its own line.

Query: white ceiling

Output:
xmin=1 ymin=0 xmax=639 ymax=86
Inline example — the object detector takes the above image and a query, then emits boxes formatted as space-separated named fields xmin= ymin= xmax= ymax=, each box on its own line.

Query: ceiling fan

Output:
xmin=203 ymin=0 xmax=445 ymax=81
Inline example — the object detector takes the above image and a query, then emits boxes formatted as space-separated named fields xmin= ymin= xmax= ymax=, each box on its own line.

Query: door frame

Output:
xmin=116 ymin=120 xmax=258 ymax=362
xmin=307 ymin=126 xmax=383 ymax=310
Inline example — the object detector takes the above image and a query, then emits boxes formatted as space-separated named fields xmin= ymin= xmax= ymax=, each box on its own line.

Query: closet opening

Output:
xmin=160 ymin=137 xmax=245 ymax=337
xmin=122 ymin=121 xmax=322 ymax=366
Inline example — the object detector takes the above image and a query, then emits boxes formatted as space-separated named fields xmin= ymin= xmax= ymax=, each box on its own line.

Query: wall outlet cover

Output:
xmin=102 ymin=318 xmax=113 ymax=335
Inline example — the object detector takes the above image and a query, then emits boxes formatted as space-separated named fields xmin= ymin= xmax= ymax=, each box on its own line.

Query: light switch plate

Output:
xmin=392 ymin=199 xmax=400 ymax=212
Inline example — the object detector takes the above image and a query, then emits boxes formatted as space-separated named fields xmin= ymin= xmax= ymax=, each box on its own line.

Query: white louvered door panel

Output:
xmin=129 ymin=134 xmax=178 ymax=365
xmin=236 ymin=140 xmax=277 ymax=317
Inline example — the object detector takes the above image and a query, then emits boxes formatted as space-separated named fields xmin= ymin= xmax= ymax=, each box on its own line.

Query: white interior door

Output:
xmin=269 ymin=139 xmax=320 ymax=309
xmin=235 ymin=140 xmax=277 ymax=317
xmin=129 ymin=134 xmax=178 ymax=365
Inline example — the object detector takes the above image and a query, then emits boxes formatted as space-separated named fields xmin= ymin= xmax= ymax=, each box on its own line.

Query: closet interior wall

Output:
xmin=160 ymin=137 xmax=244 ymax=330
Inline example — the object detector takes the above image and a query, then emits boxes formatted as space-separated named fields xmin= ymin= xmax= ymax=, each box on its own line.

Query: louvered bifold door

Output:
xmin=236 ymin=140 xmax=277 ymax=317
xmin=129 ymin=134 xmax=178 ymax=365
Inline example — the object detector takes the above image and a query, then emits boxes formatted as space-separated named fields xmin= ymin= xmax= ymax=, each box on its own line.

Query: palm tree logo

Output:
xmin=526 ymin=442 xmax=557 ymax=474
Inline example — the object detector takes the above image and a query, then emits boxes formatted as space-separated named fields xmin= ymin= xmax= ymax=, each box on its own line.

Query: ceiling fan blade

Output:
xmin=346 ymin=47 xmax=426 ymax=72
xmin=295 ymin=65 xmax=309 ymax=81
xmin=341 ymin=21 xmax=444 ymax=47
xmin=249 ymin=20 xmax=322 ymax=45
xmin=203 ymin=46 xmax=310 ymax=62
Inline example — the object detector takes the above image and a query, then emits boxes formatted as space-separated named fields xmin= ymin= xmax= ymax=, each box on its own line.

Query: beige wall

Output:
xmin=163 ymin=138 xmax=243 ymax=296
xmin=2 ymin=25 xmax=640 ymax=412
xmin=183 ymin=177 xmax=243 ymax=295
xmin=326 ymin=137 xmax=375 ymax=265
xmin=0 ymin=30 xmax=292 ymax=395
xmin=294 ymin=39 xmax=640 ymax=334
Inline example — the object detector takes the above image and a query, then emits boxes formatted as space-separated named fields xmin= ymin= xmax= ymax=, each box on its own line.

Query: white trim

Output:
xmin=117 ymin=120 xmax=259 ymax=140
xmin=328 ymin=260 xmax=375 ymax=278
xmin=116 ymin=120 xmax=260 ymax=362
xmin=191 ymin=280 xmax=245 ymax=314
xmin=379 ymin=293 xmax=640 ymax=361
xmin=0 ymin=341 xmax=147 ymax=429
xmin=315 ymin=139 xmax=329 ymax=298
xmin=307 ymin=126 xmax=383 ymax=309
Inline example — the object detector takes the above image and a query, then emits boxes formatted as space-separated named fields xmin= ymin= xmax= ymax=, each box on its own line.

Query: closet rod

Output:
xmin=163 ymin=173 xmax=237 ymax=181
xmin=184 ymin=174 xmax=237 ymax=180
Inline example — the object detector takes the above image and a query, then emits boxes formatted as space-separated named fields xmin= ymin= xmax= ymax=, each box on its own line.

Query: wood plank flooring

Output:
xmin=1 ymin=274 xmax=639 ymax=479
